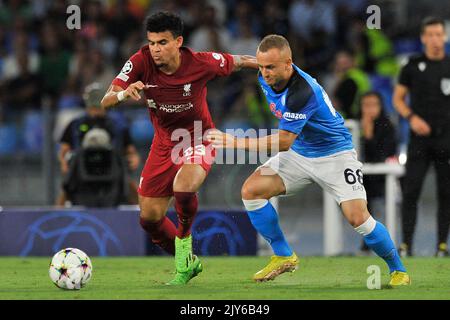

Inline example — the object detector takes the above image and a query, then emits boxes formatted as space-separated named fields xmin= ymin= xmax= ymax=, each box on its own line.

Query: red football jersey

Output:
xmin=112 ymin=46 xmax=234 ymax=149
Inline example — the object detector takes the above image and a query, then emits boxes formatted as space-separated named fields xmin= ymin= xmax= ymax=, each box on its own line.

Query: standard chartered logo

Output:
xmin=159 ymin=102 xmax=194 ymax=113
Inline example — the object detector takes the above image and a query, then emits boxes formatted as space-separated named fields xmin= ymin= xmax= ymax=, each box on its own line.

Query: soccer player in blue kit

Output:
xmin=207 ymin=35 xmax=410 ymax=287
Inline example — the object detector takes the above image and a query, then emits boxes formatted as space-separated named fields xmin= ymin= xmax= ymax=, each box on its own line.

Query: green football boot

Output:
xmin=166 ymin=235 xmax=203 ymax=285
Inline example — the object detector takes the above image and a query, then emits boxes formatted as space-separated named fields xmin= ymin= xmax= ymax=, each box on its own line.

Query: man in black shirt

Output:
xmin=57 ymin=83 xmax=141 ymax=206
xmin=393 ymin=17 xmax=450 ymax=257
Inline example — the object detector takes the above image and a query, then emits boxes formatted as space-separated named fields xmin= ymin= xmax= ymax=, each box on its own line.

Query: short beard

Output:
xmin=155 ymin=63 xmax=167 ymax=69
xmin=271 ymin=78 xmax=284 ymax=90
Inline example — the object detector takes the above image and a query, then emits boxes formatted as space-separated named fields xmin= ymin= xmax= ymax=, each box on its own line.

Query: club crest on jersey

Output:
xmin=441 ymin=78 xmax=450 ymax=95
xmin=183 ymin=83 xmax=192 ymax=96
xmin=418 ymin=62 xmax=426 ymax=72
xmin=147 ymin=99 xmax=157 ymax=109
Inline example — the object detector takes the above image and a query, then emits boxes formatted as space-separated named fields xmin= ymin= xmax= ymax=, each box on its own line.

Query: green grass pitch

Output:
xmin=0 ymin=256 xmax=449 ymax=300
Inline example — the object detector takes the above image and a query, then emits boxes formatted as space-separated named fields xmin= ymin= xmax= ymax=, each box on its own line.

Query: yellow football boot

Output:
xmin=436 ymin=243 xmax=449 ymax=257
xmin=389 ymin=271 xmax=411 ymax=287
xmin=253 ymin=253 xmax=299 ymax=282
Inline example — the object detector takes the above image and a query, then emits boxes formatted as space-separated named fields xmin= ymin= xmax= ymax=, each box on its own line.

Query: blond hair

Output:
xmin=257 ymin=34 xmax=291 ymax=54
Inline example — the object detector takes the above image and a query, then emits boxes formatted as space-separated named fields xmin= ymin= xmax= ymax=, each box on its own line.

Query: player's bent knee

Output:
xmin=173 ymin=164 xmax=206 ymax=193
xmin=241 ymin=182 xmax=264 ymax=200
xmin=140 ymin=210 xmax=165 ymax=223
xmin=139 ymin=202 xmax=167 ymax=222
xmin=349 ymin=214 xmax=370 ymax=228
xmin=341 ymin=199 xmax=371 ymax=227
xmin=173 ymin=183 xmax=198 ymax=193
xmin=241 ymin=184 xmax=253 ymax=200
xmin=347 ymin=209 xmax=371 ymax=227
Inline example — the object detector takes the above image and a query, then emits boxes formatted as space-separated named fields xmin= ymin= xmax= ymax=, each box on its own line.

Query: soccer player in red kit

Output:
xmin=101 ymin=11 xmax=257 ymax=285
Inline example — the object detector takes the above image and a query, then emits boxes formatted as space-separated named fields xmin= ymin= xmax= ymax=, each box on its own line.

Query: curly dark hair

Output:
xmin=145 ymin=11 xmax=184 ymax=38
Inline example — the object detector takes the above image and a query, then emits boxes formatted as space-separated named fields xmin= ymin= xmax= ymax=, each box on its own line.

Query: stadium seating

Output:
xmin=129 ymin=112 xmax=154 ymax=147
xmin=0 ymin=124 xmax=19 ymax=155
xmin=22 ymin=111 xmax=43 ymax=154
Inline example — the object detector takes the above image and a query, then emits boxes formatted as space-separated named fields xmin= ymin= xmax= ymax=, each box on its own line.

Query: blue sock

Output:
xmin=244 ymin=200 xmax=293 ymax=257
xmin=364 ymin=221 xmax=406 ymax=273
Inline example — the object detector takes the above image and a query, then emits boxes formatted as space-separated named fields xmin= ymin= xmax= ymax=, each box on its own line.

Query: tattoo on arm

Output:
xmin=232 ymin=55 xmax=257 ymax=71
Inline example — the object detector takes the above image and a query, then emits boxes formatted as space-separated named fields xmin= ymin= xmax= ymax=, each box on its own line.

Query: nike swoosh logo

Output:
xmin=146 ymin=84 xmax=158 ymax=88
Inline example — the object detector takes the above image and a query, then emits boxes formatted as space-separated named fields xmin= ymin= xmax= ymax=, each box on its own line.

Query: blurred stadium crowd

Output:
xmin=0 ymin=0 xmax=449 ymax=156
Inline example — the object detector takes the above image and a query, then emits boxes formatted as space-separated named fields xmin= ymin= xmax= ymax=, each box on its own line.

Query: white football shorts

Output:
xmin=258 ymin=148 xmax=367 ymax=204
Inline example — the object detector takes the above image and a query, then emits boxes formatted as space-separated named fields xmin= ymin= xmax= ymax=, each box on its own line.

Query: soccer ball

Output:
xmin=49 ymin=248 xmax=93 ymax=290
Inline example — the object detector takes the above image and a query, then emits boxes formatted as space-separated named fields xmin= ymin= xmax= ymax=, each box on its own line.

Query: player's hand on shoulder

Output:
xmin=206 ymin=129 xmax=236 ymax=149
xmin=409 ymin=114 xmax=431 ymax=136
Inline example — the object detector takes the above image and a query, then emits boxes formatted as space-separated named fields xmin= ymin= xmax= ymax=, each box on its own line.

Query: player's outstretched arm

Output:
xmin=101 ymin=81 xmax=148 ymax=110
xmin=232 ymin=55 xmax=258 ymax=71
xmin=206 ymin=129 xmax=297 ymax=152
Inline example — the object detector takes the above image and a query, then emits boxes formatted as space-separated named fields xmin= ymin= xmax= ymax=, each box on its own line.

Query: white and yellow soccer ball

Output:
xmin=49 ymin=248 xmax=93 ymax=290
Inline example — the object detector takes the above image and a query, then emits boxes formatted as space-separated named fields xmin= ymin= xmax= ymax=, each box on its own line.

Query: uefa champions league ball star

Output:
xmin=49 ymin=248 xmax=93 ymax=290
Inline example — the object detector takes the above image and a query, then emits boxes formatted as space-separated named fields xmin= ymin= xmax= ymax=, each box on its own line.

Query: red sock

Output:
xmin=174 ymin=191 xmax=198 ymax=238
xmin=139 ymin=217 xmax=176 ymax=255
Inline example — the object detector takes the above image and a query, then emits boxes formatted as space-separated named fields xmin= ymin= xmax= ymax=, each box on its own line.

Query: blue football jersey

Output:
xmin=258 ymin=64 xmax=353 ymax=158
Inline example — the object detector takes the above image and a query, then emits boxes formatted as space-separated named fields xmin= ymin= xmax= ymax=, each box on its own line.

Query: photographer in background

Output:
xmin=57 ymin=83 xmax=140 ymax=206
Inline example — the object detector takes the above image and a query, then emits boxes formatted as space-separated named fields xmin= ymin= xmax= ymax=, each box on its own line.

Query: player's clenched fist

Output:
xmin=124 ymin=81 xmax=149 ymax=101
xmin=206 ymin=129 xmax=236 ymax=148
